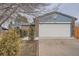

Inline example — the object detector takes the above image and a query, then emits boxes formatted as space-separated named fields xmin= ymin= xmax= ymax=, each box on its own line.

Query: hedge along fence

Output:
xmin=0 ymin=29 xmax=21 ymax=56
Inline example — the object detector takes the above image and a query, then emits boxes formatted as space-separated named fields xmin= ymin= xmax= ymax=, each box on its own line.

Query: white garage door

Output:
xmin=39 ymin=23 xmax=71 ymax=37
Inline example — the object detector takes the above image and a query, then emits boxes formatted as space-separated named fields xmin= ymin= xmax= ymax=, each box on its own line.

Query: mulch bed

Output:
xmin=20 ymin=40 xmax=39 ymax=56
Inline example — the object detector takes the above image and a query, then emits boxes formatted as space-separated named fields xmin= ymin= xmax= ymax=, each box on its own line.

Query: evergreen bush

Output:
xmin=0 ymin=29 xmax=21 ymax=56
xmin=16 ymin=28 xmax=28 ymax=38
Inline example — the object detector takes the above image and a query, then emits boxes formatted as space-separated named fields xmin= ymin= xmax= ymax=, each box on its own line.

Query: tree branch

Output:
xmin=0 ymin=4 xmax=19 ymax=26
xmin=0 ymin=4 xmax=14 ymax=19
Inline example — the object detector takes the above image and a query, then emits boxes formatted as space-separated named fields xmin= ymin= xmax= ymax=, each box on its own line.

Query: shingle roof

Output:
xmin=36 ymin=11 xmax=77 ymax=23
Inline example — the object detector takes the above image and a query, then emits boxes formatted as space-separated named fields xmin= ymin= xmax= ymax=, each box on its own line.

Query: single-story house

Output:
xmin=35 ymin=11 xmax=77 ymax=38
xmin=0 ymin=13 xmax=34 ymax=31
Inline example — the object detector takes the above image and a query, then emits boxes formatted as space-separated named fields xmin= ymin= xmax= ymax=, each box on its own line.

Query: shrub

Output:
xmin=0 ymin=29 xmax=21 ymax=56
xmin=28 ymin=25 xmax=35 ymax=41
xmin=20 ymin=29 xmax=28 ymax=37
xmin=15 ymin=28 xmax=28 ymax=38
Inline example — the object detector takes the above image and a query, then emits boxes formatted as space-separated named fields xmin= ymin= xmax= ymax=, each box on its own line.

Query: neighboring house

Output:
xmin=17 ymin=23 xmax=35 ymax=31
xmin=0 ymin=13 xmax=34 ymax=31
xmin=14 ymin=14 xmax=35 ymax=31
xmin=0 ymin=13 xmax=35 ymax=38
xmin=35 ymin=11 xmax=77 ymax=38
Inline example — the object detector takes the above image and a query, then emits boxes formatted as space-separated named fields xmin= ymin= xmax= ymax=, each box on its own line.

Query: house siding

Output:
xmin=39 ymin=12 xmax=72 ymax=23
xmin=35 ymin=12 xmax=77 ymax=38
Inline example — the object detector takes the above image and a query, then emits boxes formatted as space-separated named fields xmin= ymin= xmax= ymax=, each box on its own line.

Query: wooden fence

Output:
xmin=74 ymin=26 xmax=79 ymax=39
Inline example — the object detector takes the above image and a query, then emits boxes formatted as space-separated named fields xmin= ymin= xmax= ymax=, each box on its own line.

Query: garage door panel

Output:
xmin=39 ymin=24 xmax=71 ymax=37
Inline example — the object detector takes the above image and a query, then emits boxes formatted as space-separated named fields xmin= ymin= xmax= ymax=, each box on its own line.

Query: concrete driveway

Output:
xmin=39 ymin=39 xmax=79 ymax=56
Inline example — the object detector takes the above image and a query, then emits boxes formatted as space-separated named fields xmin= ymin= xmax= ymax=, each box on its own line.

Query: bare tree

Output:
xmin=0 ymin=3 xmax=61 ymax=26
xmin=0 ymin=4 xmax=19 ymax=26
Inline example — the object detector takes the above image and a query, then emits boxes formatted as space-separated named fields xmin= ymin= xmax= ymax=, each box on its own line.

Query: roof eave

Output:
xmin=34 ymin=11 xmax=77 ymax=20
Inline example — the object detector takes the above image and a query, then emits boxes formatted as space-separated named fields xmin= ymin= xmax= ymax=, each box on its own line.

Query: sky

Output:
xmin=58 ymin=4 xmax=79 ymax=19
xmin=45 ymin=3 xmax=79 ymax=25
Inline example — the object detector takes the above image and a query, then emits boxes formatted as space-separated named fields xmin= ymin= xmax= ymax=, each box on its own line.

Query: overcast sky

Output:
xmin=45 ymin=3 xmax=79 ymax=24
xmin=58 ymin=4 xmax=79 ymax=18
